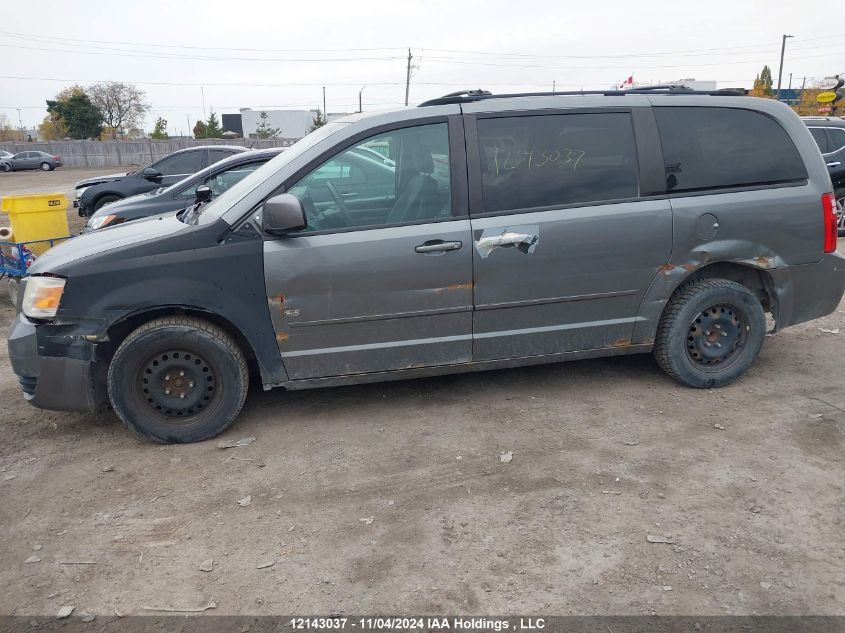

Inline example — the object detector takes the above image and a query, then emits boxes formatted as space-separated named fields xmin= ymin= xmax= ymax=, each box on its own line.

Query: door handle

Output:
xmin=415 ymin=240 xmax=462 ymax=253
xmin=826 ymin=161 xmax=841 ymax=168
xmin=475 ymin=232 xmax=539 ymax=258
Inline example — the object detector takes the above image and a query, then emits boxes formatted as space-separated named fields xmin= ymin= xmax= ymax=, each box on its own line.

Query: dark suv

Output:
xmin=74 ymin=146 xmax=248 ymax=216
xmin=803 ymin=117 xmax=845 ymax=234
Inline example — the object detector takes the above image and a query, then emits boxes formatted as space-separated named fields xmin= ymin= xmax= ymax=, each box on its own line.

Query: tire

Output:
xmin=835 ymin=188 xmax=845 ymax=237
xmin=93 ymin=194 xmax=120 ymax=211
xmin=107 ymin=317 xmax=249 ymax=443
xmin=654 ymin=278 xmax=766 ymax=389
xmin=0 ymin=163 xmax=10 ymax=172
xmin=40 ymin=162 xmax=52 ymax=171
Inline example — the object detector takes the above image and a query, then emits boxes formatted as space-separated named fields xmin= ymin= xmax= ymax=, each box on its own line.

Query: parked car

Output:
xmin=74 ymin=145 xmax=248 ymax=216
xmin=8 ymin=88 xmax=844 ymax=443
xmin=84 ymin=148 xmax=285 ymax=231
xmin=803 ymin=116 xmax=845 ymax=234
xmin=0 ymin=150 xmax=13 ymax=161
xmin=0 ymin=151 xmax=62 ymax=172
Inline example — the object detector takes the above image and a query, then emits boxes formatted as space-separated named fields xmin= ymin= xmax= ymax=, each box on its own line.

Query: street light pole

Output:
xmin=359 ymin=86 xmax=366 ymax=113
xmin=776 ymin=34 xmax=793 ymax=100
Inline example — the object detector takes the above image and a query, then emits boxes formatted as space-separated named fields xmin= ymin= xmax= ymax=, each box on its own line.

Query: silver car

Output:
xmin=7 ymin=88 xmax=845 ymax=443
xmin=1 ymin=150 xmax=63 ymax=171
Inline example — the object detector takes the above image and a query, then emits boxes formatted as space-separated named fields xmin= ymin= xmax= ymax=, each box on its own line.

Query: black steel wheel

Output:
xmin=654 ymin=278 xmax=765 ymax=388
xmin=108 ymin=317 xmax=248 ymax=443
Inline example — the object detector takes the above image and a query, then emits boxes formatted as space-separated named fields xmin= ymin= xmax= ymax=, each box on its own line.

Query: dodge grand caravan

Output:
xmin=8 ymin=87 xmax=845 ymax=443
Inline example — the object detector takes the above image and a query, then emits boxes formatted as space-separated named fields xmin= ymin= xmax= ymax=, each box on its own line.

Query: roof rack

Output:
xmin=418 ymin=85 xmax=747 ymax=107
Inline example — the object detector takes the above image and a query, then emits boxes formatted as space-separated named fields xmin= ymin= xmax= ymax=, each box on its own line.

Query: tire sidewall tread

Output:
xmin=107 ymin=316 xmax=248 ymax=443
xmin=653 ymin=278 xmax=766 ymax=389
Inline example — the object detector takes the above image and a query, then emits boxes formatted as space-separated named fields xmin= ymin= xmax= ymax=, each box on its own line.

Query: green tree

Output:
xmin=254 ymin=111 xmax=281 ymax=139
xmin=310 ymin=108 xmax=326 ymax=132
xmin=46 ymin=92 xmax=103 ymax=139
xmin=193 ymin=120 xmax=208 ymax=139
xmin=760 ymin=65 xmax=773 ymax=95
xmin=150 ymin=117 xmax=169 ymax=139
xmin=204 ymin=110 xmax=223 ymax=138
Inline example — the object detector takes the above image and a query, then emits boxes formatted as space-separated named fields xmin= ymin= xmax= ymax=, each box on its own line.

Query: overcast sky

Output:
xmin=1 ymin=0 xmax=842 ymax=136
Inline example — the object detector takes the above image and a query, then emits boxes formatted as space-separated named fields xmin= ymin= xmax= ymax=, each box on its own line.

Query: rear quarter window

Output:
xmin=654 ymin=107 xmax=807 ymax=193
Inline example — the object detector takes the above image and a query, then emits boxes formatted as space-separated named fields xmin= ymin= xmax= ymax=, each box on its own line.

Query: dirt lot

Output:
xmin=0 ymin=168 xmax=844 ymax=617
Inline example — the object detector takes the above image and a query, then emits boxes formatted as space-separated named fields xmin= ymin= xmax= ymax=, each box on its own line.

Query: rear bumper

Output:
xmin=7 ymin=314 xmax=108 ymax=413
xmin=772 ymin=252 xmax=845 ymax=330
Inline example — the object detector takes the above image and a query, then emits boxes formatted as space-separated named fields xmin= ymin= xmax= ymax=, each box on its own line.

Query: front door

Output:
xmin=264 ymin=119 xmax=474 ymax=380
xmin=465 ymin=109 xmax=672 ymax=361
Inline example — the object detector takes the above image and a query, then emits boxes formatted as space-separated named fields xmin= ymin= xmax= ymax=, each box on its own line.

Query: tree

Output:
xmin=310 ymin=108 xmax=326 ymax=132
xmin=46 ymin=92 xmax=103 ymax=139
xmin=0 ymin=113 xmax=24 ymax=141
xmin=150 ymin=117 xmax=169 ymax=140
xmin=792 ymin=87 xmax=823 ymax=116
xmin=749 ymin=66 xmax=774 ymax=98
xmin=204 ymin=110 xmax=223 ymax=138
xmin=193 ymin=120 xmax=208 ymax=139
xmin=254 ymin=111 xmax=281 ymax=139
xmin=38 ymin=115 xmax=68 ymax=140
xmin=87 ymin=81 xmax=150 ymax=139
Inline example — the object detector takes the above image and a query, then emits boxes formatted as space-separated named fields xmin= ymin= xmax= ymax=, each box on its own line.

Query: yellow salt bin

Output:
xmin=0 ymin=192 xmax=70 ymax=255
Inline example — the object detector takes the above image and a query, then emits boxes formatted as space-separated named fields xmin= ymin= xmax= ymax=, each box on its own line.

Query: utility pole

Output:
xmin=322 ymin=86 xmax=327 ymax=120
xmin=16 ymin=108 xmax=23 ymax=130
xmin=359 ymin=85 xmax=366 ymax=113
xmin=404 ymin=48 xmax=413 ymax=106
xmin=788 ymin=72 xmax=792 ymax=90
xmin=776 ymin=34 xmax=793 ymax=101
xmin=552 ymin=81 xmax=556 ymax=94
xmin=187 ymin=114 xmax=191 ymax=138
xmin=201 ymin=86 xmax=206 ymax=119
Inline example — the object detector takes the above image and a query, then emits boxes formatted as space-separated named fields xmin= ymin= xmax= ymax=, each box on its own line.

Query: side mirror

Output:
xmin=142 ymin=167 xmax=162 ymax=180
xmin=262 ymin=193 xmax=307 ymax=235
xmin=195 ymin=185 xmax=212 ymax=203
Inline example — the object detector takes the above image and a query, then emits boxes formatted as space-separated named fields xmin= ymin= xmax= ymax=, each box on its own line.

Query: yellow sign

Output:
xmin=816 ymin=91 xmax=837 ymax=103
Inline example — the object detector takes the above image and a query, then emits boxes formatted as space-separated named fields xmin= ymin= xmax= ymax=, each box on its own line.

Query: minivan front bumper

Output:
xmin=7 ymin=314 xmax=108 ymax=412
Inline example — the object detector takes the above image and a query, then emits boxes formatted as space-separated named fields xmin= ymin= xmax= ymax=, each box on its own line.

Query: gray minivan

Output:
xmin=8 ymin=88 xmax=845 ymax=443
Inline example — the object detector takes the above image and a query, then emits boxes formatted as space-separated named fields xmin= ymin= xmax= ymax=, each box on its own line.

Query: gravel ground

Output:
xmin=0 ymin=168 xmax=843 ymax=617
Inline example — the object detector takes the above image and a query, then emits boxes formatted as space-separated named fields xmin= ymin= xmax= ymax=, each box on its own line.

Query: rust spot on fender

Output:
xmin=446 ymin=282 xmax=473 ymax=291
xmin=682 ymin=264 xmax=697 ymax=272
xmin=611 ymin=338 xmax=632 ymax=348
xmin=754 ymin=255 xmax=774 ymax=269
xmin=657 ymin=263 xmax=675 ymax=275
xmin=276 ymin=332 xmax=289 ymax=343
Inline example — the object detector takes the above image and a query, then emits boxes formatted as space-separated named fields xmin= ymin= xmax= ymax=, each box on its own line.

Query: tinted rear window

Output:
xmin=808 ymin=127 xmax=830 ymax=153
xmin=654 ymin=107 xmax=807 ymax=193
xmin=827 ymin=128 xmax=845 ymax=152
xmin=476 ymin=112 xmax=639 ymax=212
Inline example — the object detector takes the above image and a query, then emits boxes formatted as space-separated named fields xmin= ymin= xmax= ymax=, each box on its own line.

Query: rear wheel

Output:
xmin=107 ymin=317 xmax=249 ymax=443
xmin=654 ymin=278 xmax=765 ymax=388
xmin=40 ymin=162 xmax=52 ymax=171
xmin=93 ymin=194 xmax=120 ymax=212
xmin=835 ymin=187 xmax=845 ymax=237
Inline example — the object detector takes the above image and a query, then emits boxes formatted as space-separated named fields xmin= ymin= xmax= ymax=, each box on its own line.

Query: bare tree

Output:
xmin=87 ymin=82 xmax=150 ymax=139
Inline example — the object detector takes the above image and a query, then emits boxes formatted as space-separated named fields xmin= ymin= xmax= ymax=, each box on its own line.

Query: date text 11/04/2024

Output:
xmin=289 ymin=617 xmax=547 ymax=630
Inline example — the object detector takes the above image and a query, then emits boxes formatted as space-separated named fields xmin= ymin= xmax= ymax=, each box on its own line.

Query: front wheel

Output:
xmin=40 ymin=162 xmax=52 ymax=171
xmin=654 ymin=278 xmax=765 ymax=389
xmin=93 ymin=194 xmax=120 ymax=212
xmin=1 ymin=163 xmax=10 ymax=172
xmin=107 ymin=317 xmax=249 ymax=443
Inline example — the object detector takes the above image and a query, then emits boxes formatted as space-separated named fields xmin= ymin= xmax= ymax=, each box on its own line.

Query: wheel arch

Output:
xmin=103 ymin=305 xmax=260 ymax=377
xmin=633 ymin=259 xmax=778 ymax=346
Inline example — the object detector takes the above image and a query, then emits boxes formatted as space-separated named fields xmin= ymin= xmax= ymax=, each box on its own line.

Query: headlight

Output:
xmin=87 ymin=214 xmax=119 ymax=230
xmin=75 ymin=187 xmax=88 ymax=199
xmin=22 ymin=277 xmax=66 ymax=319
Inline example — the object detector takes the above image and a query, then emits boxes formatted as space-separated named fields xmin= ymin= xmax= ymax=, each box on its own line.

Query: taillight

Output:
xmin=53 ymin=155 xmax=60 ymax=160
xmin=822 ymin=192 xmax=837 ymax=253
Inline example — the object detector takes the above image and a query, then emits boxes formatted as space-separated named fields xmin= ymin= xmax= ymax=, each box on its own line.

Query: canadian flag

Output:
xmin=618 ymin=75 xmax=634 ymax=90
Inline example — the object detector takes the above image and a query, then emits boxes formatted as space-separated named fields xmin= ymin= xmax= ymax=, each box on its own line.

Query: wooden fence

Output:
xmin=0 ymin=138 xmax=296 ymax=169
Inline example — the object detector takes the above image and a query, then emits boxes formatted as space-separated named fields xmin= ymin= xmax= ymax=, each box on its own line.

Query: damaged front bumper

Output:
xmin=7 ymin=313 xmax=109 ymax=413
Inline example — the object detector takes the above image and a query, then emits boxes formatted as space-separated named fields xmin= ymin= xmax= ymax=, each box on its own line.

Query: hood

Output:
xmin=75 ymin=172 xmax=131 ymax=188
xmin=30 ymin=213 xmax=186 ymax=273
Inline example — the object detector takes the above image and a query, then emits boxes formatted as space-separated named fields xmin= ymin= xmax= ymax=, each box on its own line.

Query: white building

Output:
xmin=233 ymin=108 xmax=355 ymax=140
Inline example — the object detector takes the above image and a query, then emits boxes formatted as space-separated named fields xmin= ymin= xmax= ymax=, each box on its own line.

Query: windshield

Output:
xmin=195 ymin=122 xmax=347 ymax=224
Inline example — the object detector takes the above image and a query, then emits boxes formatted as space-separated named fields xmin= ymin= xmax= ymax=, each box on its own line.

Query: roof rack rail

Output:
xmin=418 ymin=85 xmax=747 ymax=107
